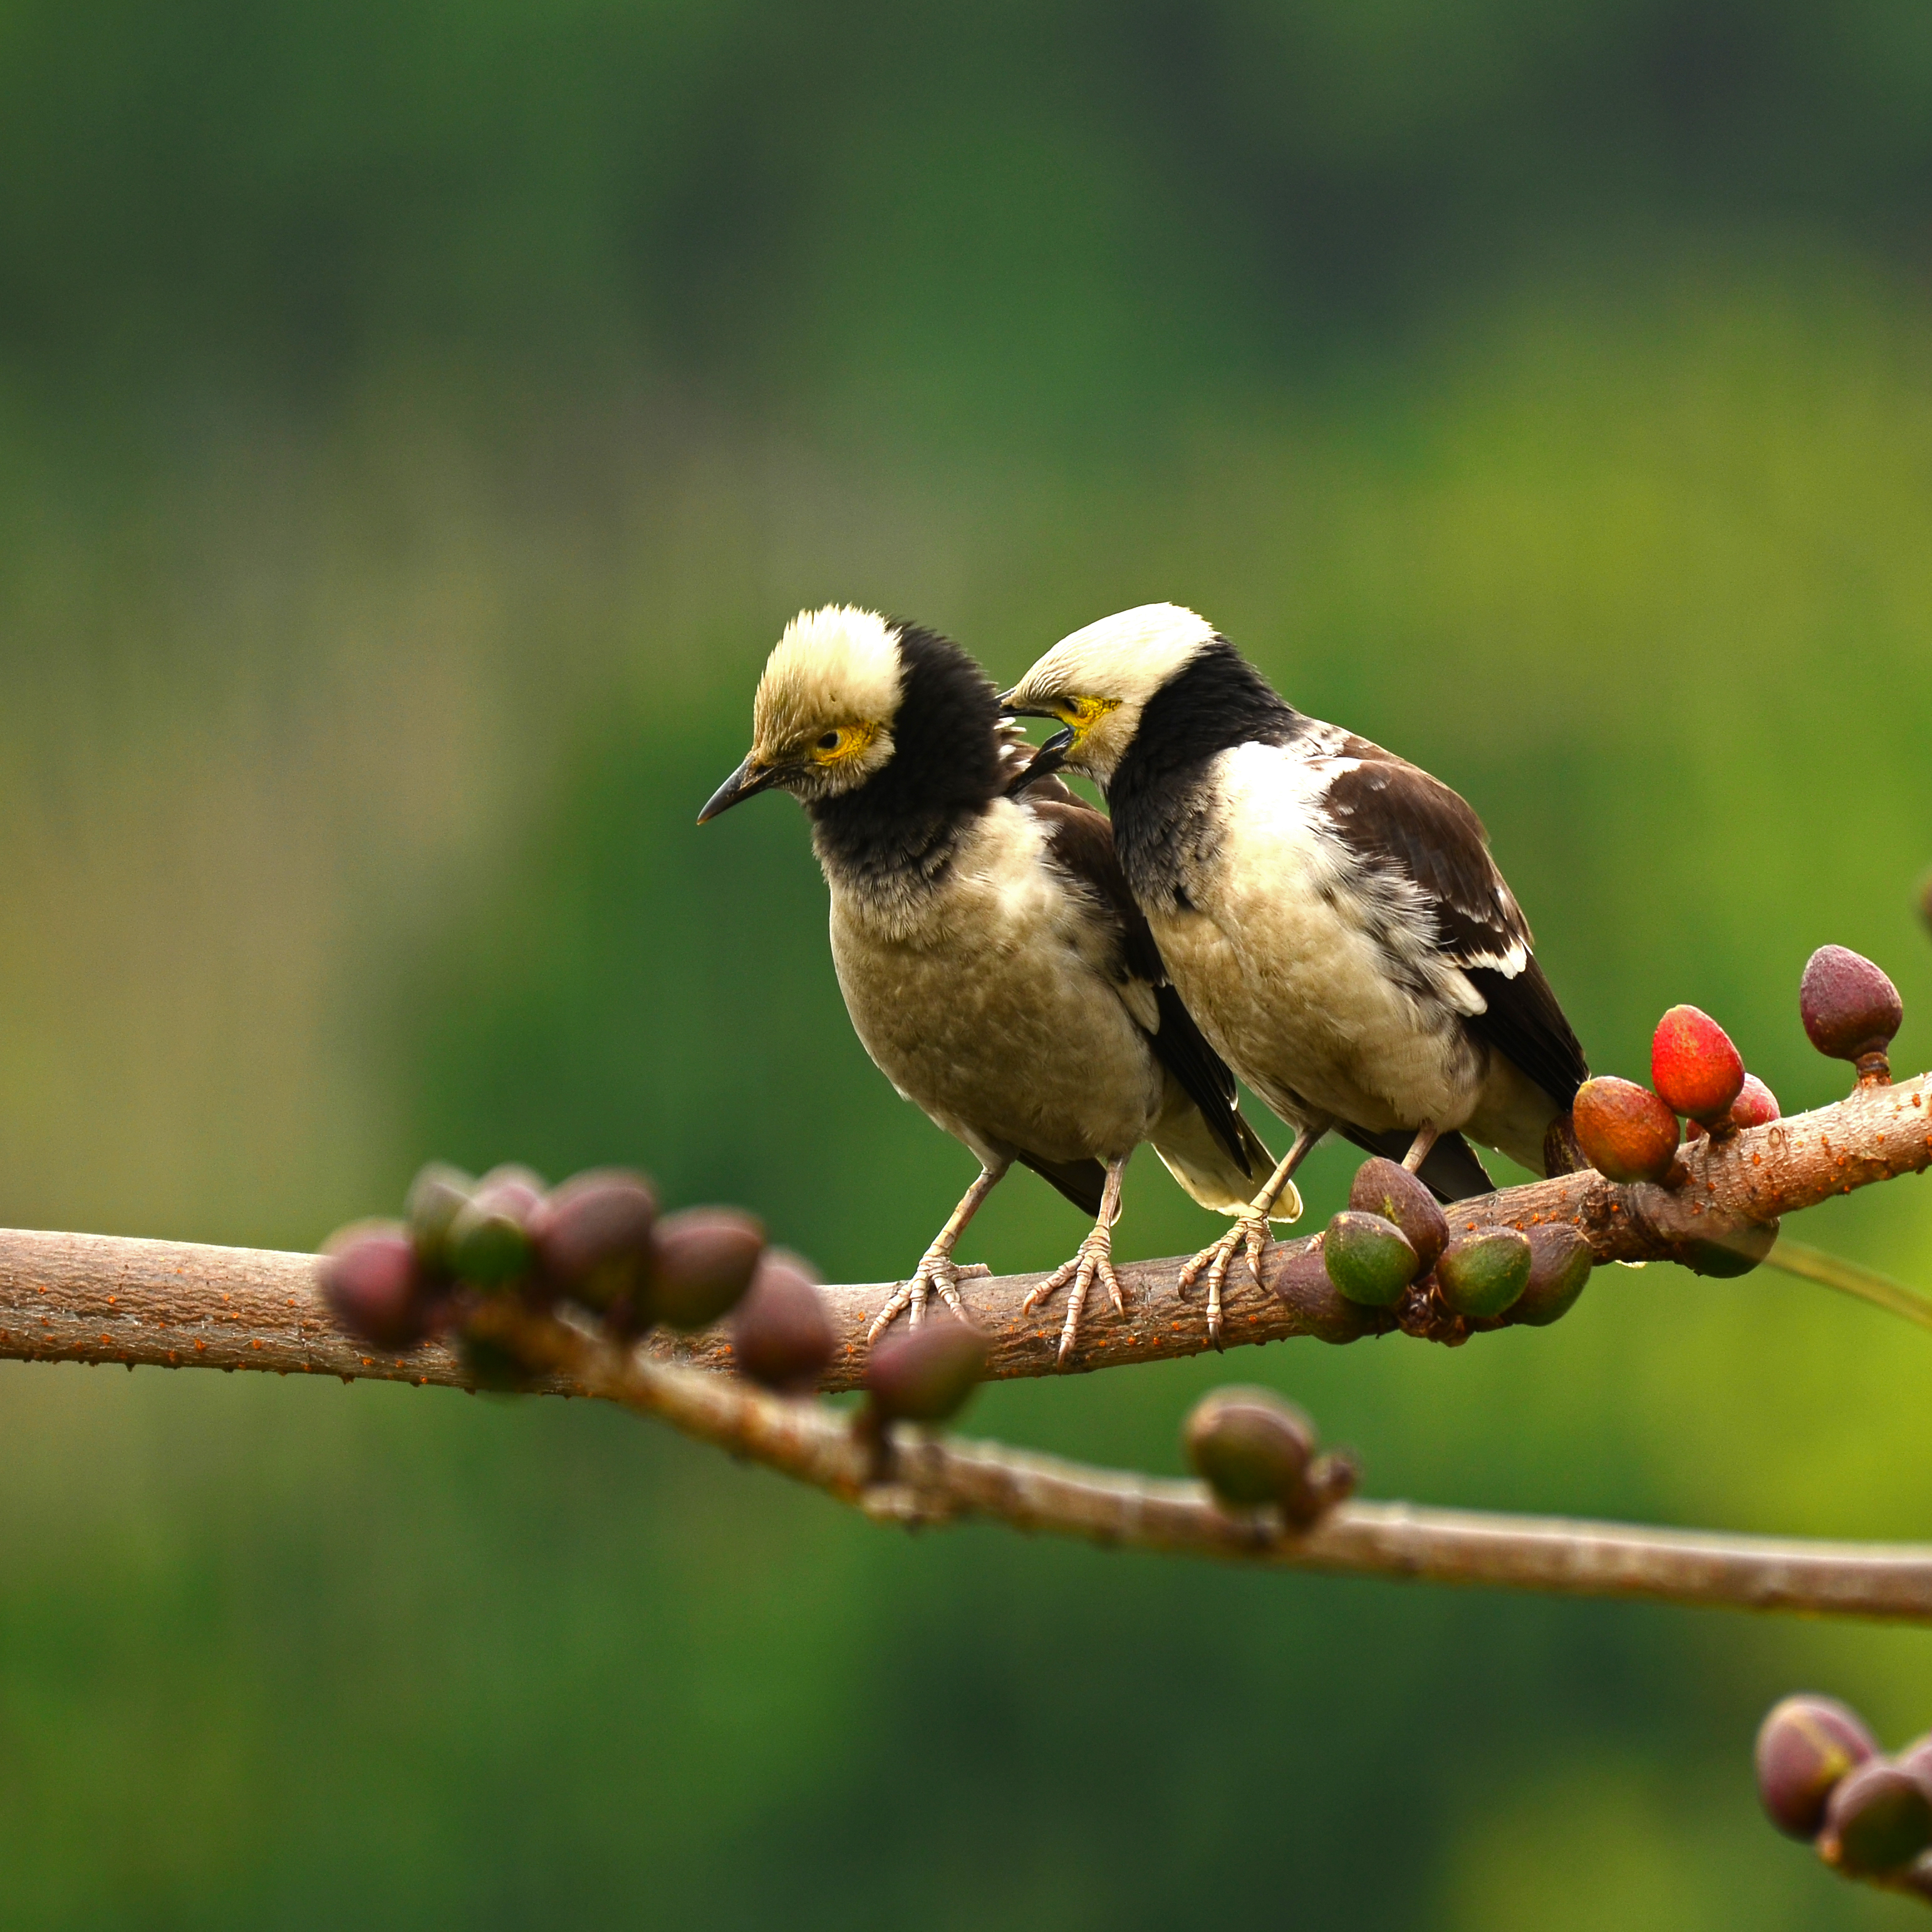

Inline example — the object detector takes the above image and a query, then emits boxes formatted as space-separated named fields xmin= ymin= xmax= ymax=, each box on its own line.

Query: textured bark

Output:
xmin=1 ymin=1067 xmax=1929 ymax=1622
xmin=464 ymin=1301 xmax=1932 ymax=1623
xmin=1 ymin=1070 xmax=1926 ymax=1394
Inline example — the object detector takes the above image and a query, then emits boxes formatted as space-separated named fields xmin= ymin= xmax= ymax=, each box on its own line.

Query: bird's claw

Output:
xmin=1022 ymin=1225 xmax=1124 ymax=1369
xmin=866 ymin=1255 xmax=990 ymax=1344
xmin=1175 ymin=1213 xmax=1272 ymax=1349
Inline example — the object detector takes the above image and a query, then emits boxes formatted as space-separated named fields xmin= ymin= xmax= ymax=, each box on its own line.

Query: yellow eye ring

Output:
xmin=1058 ymin=695 xmax=1119 ymax=734
xmin=811 ymin=723 xmax=878 ymax=765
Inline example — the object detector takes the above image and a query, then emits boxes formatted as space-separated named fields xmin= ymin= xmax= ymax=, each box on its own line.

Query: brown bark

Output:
xmin=1 ymin=1067 xmax=1929 ymax=1623
xmin=1 ymin=1071 xmax=1926 ymax=1394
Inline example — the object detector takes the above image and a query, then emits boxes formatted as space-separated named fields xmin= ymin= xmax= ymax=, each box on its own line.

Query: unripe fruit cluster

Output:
xmin=1314 ymin=1158 xmax=1593 ymax=1328
xmin=1757 ymin=1693 xmax=1932 ymax=1898
xmin=319 ymin=1160 xmax=836 ymax=1396
xmin=1183 ymin=1386 xmax=1359 ymax=1527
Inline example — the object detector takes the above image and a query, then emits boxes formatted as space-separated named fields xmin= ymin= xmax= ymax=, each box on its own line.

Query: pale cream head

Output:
xmin=1004 ymin=603 xmax=1218 ymax=785
xmin=698 ymin=606 xmax=905 ymax=823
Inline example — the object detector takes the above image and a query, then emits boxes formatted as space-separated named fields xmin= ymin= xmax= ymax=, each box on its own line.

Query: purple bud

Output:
xmin=1511 ymin=1223 xmax=1593 ymax=1326
xmin=650 ymin=1207 xmax=766 ymax=1331
xmin=531 ymin=1169 xmax=657 ymax=1311
xmin=1801 ymin=945 xmax=1903 ymax=1071
xmin=1184 ymin=1387 xmax=1315 ymax=1510
xmin=865 ymin=1317 xmax=986 ymax=1424
xmin=732 ymin=1252 xmax=835 ymax=1394
xmin=1348 ymin=1158 xmax=1448 ymax=1272
xmin=474 ymin=1163 xmax=548 ymax=1225
xmin=1270 ymin=1242 xmax=1380 ymax=1343
xmin=1755 ymin=1695 xmax=1876 ymax=1839
xmin=319 ymin=1222 xmax=428 ymax=1349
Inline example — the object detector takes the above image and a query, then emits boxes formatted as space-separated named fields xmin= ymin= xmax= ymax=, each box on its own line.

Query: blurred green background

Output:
xmin=4 ymin=3 xmax=1932 ymax=1924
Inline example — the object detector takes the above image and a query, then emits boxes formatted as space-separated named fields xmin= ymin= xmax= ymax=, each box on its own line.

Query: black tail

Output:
xmin=1015 ymin=1150 xmax=1108 ymax=1218
xmin=1338 ymin=1124 xmax=1493 ymax=1203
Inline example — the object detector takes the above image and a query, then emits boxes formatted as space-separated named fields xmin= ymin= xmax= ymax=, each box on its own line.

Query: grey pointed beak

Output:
xmin=697 ymin=754 xmax=781 ymax=824
xmin=1012 ymin=724 xmax=1077 ymax=790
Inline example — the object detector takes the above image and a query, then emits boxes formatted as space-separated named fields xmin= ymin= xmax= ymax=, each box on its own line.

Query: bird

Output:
xmin=697 ymin=605 xmax=1276 ymax=1364
xmin=1002 ymin=601 xmax=1589 ymax=1339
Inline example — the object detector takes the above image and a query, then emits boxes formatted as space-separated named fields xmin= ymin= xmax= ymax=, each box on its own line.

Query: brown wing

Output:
xmin=1322 ymin=751 xmax=1589 ymax=1108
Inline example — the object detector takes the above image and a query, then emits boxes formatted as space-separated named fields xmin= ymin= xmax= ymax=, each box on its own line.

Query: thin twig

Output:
xmin=1 ymin=1071 xmax=1931 ymax=1620
xmin=1764 ymin=1239 xmax=1932 ymax=1334
xmin=470 ymin=1301 xmax=1932 ymax=1624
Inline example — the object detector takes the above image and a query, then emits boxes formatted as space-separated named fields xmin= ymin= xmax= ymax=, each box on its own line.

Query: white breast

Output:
xmin=825 ymin=801 xmax=1163 ymax=1167
xmin=1150 ymin=742 xmax=1485 ymax=1135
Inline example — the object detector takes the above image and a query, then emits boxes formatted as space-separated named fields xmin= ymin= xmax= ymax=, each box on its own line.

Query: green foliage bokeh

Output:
xmin=2 ymin=6 xmax=1931 ymax=1926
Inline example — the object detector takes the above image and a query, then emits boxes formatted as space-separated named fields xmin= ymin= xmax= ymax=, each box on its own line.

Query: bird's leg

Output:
xmin=866 ymin=1161 xmax=1009 ymax=1344
xmin=1021 ymin=1156 xmax=1128 ymax=1370
xmin=1401 ymin=1126 xmax=1439 ymax=1174
xmin=1176 ymin=1120 xmax=1327 ymax=1348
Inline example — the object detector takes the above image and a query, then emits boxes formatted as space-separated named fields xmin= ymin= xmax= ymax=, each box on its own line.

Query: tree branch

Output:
xmin=3 ymin=1072 xmax=1927 ymax=1396
xmin=3 ymin=1069 xmax=1931 ymax=1622
xmin=459 ymin=1300 xmax=1932 ymax=1623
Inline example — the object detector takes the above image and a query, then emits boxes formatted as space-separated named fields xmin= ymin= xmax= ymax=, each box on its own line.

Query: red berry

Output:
xmin=1686 ymin=1072 xmax=1780 ymax=1140
xmin=1651 ymin=1005 xmax=1745 ymax=1124
xmin=1800 ymin=945 xmax=1903 ymax=1064
xmin=1730 ymin=1072 xmax=1779 ymax=1128
xmin=1572 ymin=1077 xmax=1681 ymax=1185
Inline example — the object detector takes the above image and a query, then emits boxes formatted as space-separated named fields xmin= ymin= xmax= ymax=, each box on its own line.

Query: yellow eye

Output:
xmin=811 ymin=723 xmax=877 ymax=765
xmin=1059 ymin=695 xmax=1119 ymax=733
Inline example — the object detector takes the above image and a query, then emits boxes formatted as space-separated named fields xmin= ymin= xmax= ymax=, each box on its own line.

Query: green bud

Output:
xmin=651 ymin=1207 xmax=766 ymax=1331
xmin=1824 ymin=1760 xmax=1932 ymax=1876
xmin=1322 ymin=1211 xmax=1420 ymax=1307
xmin=1511 ymin=1224 xmax=1594 ymax=1326
xmin=865 ymin=1317 xmax=987 ymax=1424
xmin=1272 ymin=1242 xmax=1380 ymax=1344
xmin=1436 ymin=1228 xmax=1532 ymax=1318
xmin=1348 ymin=1158 xmax=1448 ymax=1272
xmin=1683 ymin=1220 xmax=1779 ymax=1279
xmin=405 ymin=1162 xmax=474 ymax=1268
xmin=1183 ymin=1387 xmax=1315 ymax=1510
xmin=448 ymin=1200 xmax=534 ymax=1289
